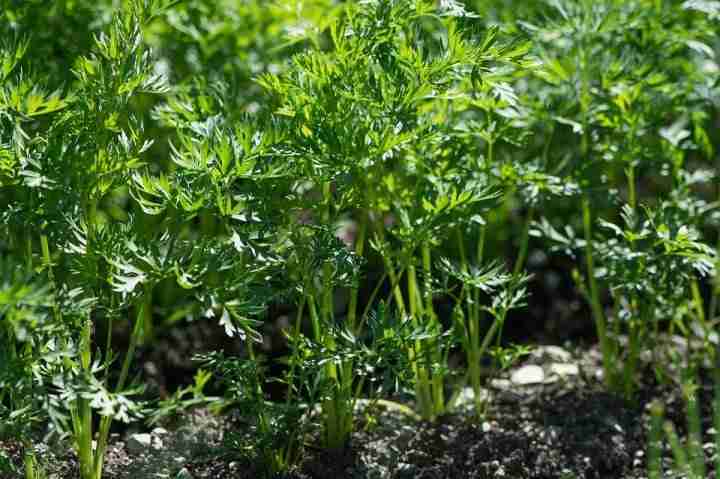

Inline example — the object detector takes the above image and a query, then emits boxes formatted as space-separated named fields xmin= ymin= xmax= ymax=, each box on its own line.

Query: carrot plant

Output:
xmin=0 ymin=254 xmax=59 ymax=479
xmin=647 ymin=369 xmax=720 ymax=479
xmin=2 ymin=0 xmax=720 ymax=476
xmin=526 ymin=0 xmax=720 ymax=397
xmin=0 ymin=2 xmax=188 ymax=478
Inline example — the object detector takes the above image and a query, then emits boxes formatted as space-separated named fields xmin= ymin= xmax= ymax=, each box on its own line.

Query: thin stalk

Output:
xmin=512 ymin=207 xmax=534 ymax=277
xmin=626 ymin=163 xmax=637 ymax=213
xmin=140 ymin=288 xmax=153 ymax=344
xmin=246 ymin=339 xmax=275 ymax=476
xmin=686 ymin=383 xmax=705 ymax=478
xmin=710 ymin=236 xmax=720 ymax=324
xmin=471 ymin=225 xmax=486 ymax=326
xmin=320 ymin=182 xmax=351 ymax=449
xmin=407 ymin=261 xmax=432 ymax=420
xmin=76 ymin=319 xmax=94 ymax=479
xmin=421 ymin=244 xmax=434 ymax=321
xmin=457 ymin=228 xmax=483 ymax=416
xmin=40 ymin=235 xmax=62 ymax=326
xmin=278 ymin=295 xmax=307 ymax=473
xmin=582 ymin=196 xmax=613 ymax=388
xmin=647 ymin=402 xmax=664 ymax=479
xmin=690 ymin=280 xmax=712 ymax=357
xmin=623 ymin=316 xmax=641 ymax=400
xmin=347 ymin=210 xmax=368 ymax=334
xmin=422 ymin=243 xmax=444 ymax=414
xmin=306 ymin=294 xmax=322 ymax=342
xmin=285 ymin=295 xmax=306 ymax=406
xmin=307 ymin=291 xmax=343 ymax=449
xmin=664 ymin=422 xmax=690 ymax=476
xmin=321 ymin=182 xmax=334 ymax=323
xmin=23 ymin=448 xmax=37 ymax=479
xmin=75 ymin=198 xmax=98 ymax=479
xmin=357 ymin=264 xmax=410 ymax=331
xmin=473 ymin=226 xmax=486 ymax=414
xmin=623 ymin=162 xmax=639 ymax=393
xmin=25 ymin=235 xmax=33 ymax=275
xmin=93 ymin=294 xmax=147 ymax=479
xmin=374 ymin=221 xmax=407 ymax=317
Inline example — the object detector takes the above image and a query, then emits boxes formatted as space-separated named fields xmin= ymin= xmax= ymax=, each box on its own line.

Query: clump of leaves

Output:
xmin=526 ymin=0 xmax=720 ymax=396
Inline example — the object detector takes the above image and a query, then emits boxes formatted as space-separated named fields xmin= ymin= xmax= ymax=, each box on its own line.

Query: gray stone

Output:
xmin=126 ymin=433 xmax=153 ymax=455
xmin=151 ymin=427 xmax=169 ymax=437
xmin=549 ymin=363 xmax=579 ymax=377
xmin=454 ymin=386 xmax=489 ymax=411
xmin=510 ymin=364 xmax=544 ymax=385
xmin=532 ymin=345 xmax=572 ymax=362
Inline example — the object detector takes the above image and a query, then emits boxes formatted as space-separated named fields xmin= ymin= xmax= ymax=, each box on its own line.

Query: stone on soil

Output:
xmin=549 ymin=363 xmax=579 ymax=377
xmin=511 ymin=364 xmax=544 ymax=385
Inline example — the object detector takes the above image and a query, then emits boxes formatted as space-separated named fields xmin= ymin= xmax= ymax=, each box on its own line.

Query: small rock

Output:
xmin=126 ymin=433 xmax=152 ymax=455
xmin=549 ymin=363 xmax=579 ymax=377
xmin=511 ymin=365 xmax=544 ymax=385
xmin=490 ymin=378 xmax=512 ymax=389
xmin=455 ymin=386 xmax=489 ymax=411
xmin=151 ymin=427 xmax=169 ymax=437
xmin=532 ymin=345 xmax=572 ymax=362
xmin=126 ymin=432 xmax=164 ymax=454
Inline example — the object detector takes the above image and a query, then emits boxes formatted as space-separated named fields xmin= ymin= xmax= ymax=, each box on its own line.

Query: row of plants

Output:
xmin=1 ymin=0 xmax=719 ymax=477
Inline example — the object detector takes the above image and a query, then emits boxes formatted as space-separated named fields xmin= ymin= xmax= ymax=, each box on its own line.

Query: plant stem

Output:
xmin=347 ymin=209 xmax=367 ymax=334
xmin=422 ymin=243 xmax=444 ymax=415
xmin=626 ymin=163 xmax=637 ymax=214
xmin=40 ymin=234 xmax=61 ymax=326
xmin=710 ymin=236 xmax=720 ymax=325
xmin=582 ymin=196 xmax=614 ymax=389
xmin=457 ymin=228 xmax=483 ymax=417
xmin=77 ymin=318 xmax=94 ymax=479
xmin=407 ymin=259 xmax=432 ymax=420
xmin=647 ymin=402 xmax=663 ymax=479
xmin=25 ymin=235 xmax=33 ymax=275
xmin=513 ymin=207 xmax=534 ymax=277
xmin=321 ymin=182 xmax=334 ymax=324
xmin=374 ymin=219 xmax=407 ymax=317
xmin=93 ymin=290 xmax=147 ymax=479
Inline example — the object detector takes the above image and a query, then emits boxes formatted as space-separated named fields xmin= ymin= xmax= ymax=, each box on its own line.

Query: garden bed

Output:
xmin=3 ymin=341 xmax=713 ymax=479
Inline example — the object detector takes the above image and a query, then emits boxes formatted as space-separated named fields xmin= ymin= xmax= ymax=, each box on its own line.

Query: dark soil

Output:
xmin=4 ymin=340 xmax=716 ymax=479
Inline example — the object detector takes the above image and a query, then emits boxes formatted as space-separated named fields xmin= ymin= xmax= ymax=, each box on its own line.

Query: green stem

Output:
xmin=40 ymin=234 xmax=62 ymax=325
xmin=422 ymin=243 xmax=444 ymax=415
xmin=710 ymin=236 xmax=720 ymax=324
xmin=647 ymin=402 xmax=664 ymax=479
xmin=321 ymin=182 xmax=334 ymax=324
xmin=374 ymin=221 xmax=407 ymax=317
xmin=77 ymin=319 xmax=94 ymax=479
xmin=690 ymin=280 xmax=712 ymax=356
xmin=472 ymin=225 xmax=486 ymax=329
xmin=623 ymin=315 xmax=640 ymax=400
xmin=582 ymin=196 xmax=613 ymax=389
xmin=25 ymin=235 xmax=33 ymax=275
xmin=347 ymin=210 xmax=367 ymax=334
xmin=512 ymin=207 xmax=534 ymax=277
xmin=140 ymin=288 xmax=153 ymax=344
xmin=626 ymin=163 xmax=637 ymax=215
xmin=407 ymin=260 xmax=432 ymax=420
xmin=93 ymin=293 xmax=147 ymax=479
xmin=285 ymin=295 xmax=306 ymax=407
xmin=456 ymin=229 xmax=482 ymax=416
